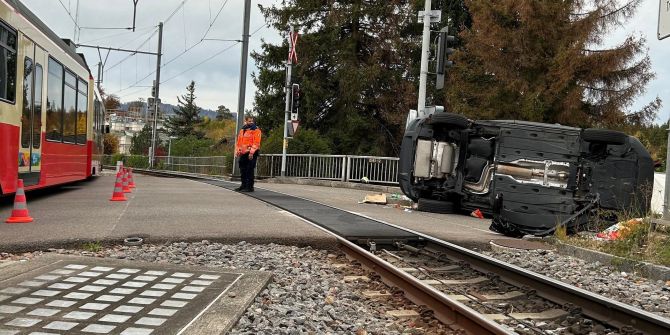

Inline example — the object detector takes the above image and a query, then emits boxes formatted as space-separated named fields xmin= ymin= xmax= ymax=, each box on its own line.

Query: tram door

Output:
xmin=18 ymin=37 xmax=44 ymax=186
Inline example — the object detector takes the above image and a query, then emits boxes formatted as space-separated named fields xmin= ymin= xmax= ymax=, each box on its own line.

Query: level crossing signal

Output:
xmin=290 ymin=83 xmax=300 ymax=120
xmin=436 ymin=27 xmax=455 ymax=90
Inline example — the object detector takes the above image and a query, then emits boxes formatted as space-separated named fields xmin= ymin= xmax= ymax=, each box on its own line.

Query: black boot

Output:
xmin=234 ymin=185 xmax=245 ymax=191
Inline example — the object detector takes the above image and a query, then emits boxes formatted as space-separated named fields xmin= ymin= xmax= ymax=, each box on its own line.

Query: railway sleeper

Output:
xmin=483 ymin=308 xmax=568 ymax=321
xmin=421 ymin=276 xmax=489 ymax=285
xmin=447 ymin=290 xmax=525 ymax=302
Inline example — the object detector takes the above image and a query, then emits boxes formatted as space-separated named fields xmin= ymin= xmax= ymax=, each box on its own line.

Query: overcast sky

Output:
xmin=20 ymin=0 xmax=670 ymax=122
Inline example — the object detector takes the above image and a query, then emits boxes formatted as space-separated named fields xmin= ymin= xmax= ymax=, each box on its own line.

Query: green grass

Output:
xmin=82 ymin=241 xmax=103 ymax=253
xmin=561 ymin=220 xmax=670 ymax=267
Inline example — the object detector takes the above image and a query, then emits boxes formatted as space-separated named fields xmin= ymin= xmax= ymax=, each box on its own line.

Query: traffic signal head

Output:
xmin=436 ymin=27 xmax=456 ymax=90
xmin=436 ymin=30 xmax=455 ymax=75
xmin=291 ymin=83 xmax=300 ymax=113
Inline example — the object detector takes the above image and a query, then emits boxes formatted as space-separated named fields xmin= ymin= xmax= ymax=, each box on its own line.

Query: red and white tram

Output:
xmin=0 ymin=0 xmax=104 ymax=196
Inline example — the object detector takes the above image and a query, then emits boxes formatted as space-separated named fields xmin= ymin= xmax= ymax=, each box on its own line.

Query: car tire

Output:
xmin=430 ymin=112 xmax=470 ymax=128
xmin=582 ymin=128 xmax=627 ymax=145
xmin=417 ymin=198 xmax=457 ymax=214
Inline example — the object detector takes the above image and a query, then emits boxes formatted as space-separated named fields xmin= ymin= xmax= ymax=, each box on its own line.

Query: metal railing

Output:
xmin=154 ymin=156 xmax=227 ymax=176
xmin=103 ymin=155 xmax=227 ymax=177
xmin=103 ymin=154 xmax=399 ymax=184
xmin=257 ymin=154 xmax=399 ymax=184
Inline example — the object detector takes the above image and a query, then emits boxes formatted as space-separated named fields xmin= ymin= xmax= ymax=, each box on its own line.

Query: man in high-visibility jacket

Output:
xmin=235 ymin=116 xmax=262 ymax=192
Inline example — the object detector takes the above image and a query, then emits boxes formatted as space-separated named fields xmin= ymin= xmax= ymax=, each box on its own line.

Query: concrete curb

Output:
xmin=259 ymin=177 xmax=402 ymax=194
xmin=0 ymin=236 xmax=339 ymax=254
xmin=554 ymin=240 xmax=670 ymax=282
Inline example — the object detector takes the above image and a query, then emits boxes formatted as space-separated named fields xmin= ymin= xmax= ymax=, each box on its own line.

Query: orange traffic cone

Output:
xmin=128 ymin=168 xmax=136 ymax=188
xmin=6 ymin=179 xmax=34 ymax=223
xmin=470 ymin=208 xmax=484 ymax=219
xmin=110 ymin=172 xmax=127 ymax=201
xmin=121 ymin=169 xmax=132 ymax=193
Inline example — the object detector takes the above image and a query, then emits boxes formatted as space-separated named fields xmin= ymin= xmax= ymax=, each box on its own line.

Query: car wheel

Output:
xmin=417 ymin=198 xmax=457 ymax=214
xmin=582 ymin=128 xmax=627 ymax=145
xmin=430 ymin=112 xmax=470 ymax=128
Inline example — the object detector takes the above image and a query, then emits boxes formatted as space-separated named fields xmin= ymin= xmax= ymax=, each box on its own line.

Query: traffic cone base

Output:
xmin=110 ymin=172 xmax=127 ymax=201
xmin=128 ymin=169 xmax=136 ymax=188
xmin=6 ymin=216 xmax=33 ymax=223
xmin=121 ymin=169 xmax=132 ymax=193
xmin=6 ymin=179 xmax=34 ymax=223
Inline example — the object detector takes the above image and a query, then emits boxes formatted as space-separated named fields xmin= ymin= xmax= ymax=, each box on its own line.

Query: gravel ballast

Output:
xmin=1 ymin=241 xmax=456 ymax=335
xmin=485 ymin=248 xmax=670 ymax=320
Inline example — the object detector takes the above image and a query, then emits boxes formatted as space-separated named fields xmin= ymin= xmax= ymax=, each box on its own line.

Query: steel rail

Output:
xmin=128 ymin=169 xmax=670 ymax=334
xmin=336 ymin=237 xmax=513 ymax=335
xmin=130 ymin=169 xmax=511 ymax=334
xmin=420 ymin=241 xmax=670 ymax=335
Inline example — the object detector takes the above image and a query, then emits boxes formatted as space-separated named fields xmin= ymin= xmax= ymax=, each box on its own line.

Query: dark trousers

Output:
xmin=239 ymin=152 xmax=259 ymax=189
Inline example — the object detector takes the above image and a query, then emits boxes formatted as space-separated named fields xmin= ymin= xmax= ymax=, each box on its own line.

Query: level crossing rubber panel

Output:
xmin=0 ymin=255 xmax=269 ymax=335
xmin=204 ymin=180 xmax=420 ymax=242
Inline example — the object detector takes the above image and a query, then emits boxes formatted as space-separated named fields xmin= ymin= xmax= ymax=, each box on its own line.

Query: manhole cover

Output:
xmin=0 ymin=255 xmax=270 ymax=335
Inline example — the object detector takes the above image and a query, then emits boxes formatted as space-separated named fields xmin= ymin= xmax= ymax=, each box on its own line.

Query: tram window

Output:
xmin=76 ymin=78 xmax=87 ymax=144
xmin=0 ymin=22 xmax=17 ymax=103
xmin=33 ymin=64 xmax=42 ymax=149
xmin=46 ymin=57 xmax=63 ymax=142
xmin=21 ymin=57 xmax=33 ymax=148
xmin=63 ymin=70 xmax=76 ymax=143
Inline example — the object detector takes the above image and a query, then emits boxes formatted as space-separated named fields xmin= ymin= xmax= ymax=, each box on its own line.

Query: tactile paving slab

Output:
xmin=0 ymin=255 xmax=270 ymax=335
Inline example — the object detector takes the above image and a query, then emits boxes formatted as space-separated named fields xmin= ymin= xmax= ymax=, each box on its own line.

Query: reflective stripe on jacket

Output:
xmin=236 ymin=128 xmax=262 ymax=153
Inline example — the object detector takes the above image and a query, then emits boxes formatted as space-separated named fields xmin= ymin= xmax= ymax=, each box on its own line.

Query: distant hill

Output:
xmin=118 ymin=101 xmax=226 ymax=119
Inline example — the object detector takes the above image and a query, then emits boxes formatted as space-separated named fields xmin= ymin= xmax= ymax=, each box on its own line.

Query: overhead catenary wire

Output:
xmin=164 ymin=0 xmax=188 ymax=24
xmin=100 ymin=0 xmax=189 ymax=85
xmin=104 ymin=27 xmax=159 ymax=74
xmin=78 ymin=25 xmax=155 ymax=45
xmin=113 ymin=20 xmax=266 ymax=98
xmin=56 ymin=0 xmax=78 ymax=28
xmin=160 ymin=0 xmax=232 ymax=68
xmin=160 ymin=41 xmax=239 ymax=84
xmin=111 ymin=0 xmax=234 ymax=95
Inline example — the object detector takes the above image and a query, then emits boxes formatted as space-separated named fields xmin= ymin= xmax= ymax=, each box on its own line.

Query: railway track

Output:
xmin=131 ymin=169 xmax=670 ymax=334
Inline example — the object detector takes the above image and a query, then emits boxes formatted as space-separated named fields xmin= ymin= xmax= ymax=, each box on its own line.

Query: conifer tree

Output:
xmin=446 ymin=0 xmax=659 ymax=127
xmin=164 ymin=81 xmax=205 ymax=139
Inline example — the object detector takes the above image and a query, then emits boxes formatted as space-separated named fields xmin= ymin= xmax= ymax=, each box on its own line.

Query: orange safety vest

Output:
xmin=236 ymin=127 xmax=262 ymax=154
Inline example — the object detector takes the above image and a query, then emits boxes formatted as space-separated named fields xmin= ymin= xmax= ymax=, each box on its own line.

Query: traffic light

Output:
xmin=151 ymin=80 xmax=156 ymax=98
xmin=290 ymin=83 xmax=300 ymax=114
xmin=436 ymin=27 xmax=455 ymax=90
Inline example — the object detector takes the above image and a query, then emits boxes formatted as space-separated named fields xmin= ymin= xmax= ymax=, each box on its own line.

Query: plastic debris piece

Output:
xmin=359 ymin=193 xmax=387 ymax=205
xmin=595 ymin=218 xmax=644 ymax=241
xmin=470 ymin=208 xmax=484 ymax=219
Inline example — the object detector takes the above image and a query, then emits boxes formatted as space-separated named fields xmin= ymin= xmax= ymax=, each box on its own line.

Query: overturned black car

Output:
xmin=398 ymin=112 xmax=654 ymax=237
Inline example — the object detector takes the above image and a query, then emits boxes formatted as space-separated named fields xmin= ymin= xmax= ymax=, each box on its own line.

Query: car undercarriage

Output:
xmin=398 ymin=112 xmax=654 ymax=237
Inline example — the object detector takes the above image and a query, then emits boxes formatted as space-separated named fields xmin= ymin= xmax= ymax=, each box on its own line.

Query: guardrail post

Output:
xmin=341 ymin=156 xmax=346 ymax=182
xmin=346 ymin=156 xmax=351 ymax=182
xmin=270 ymin=156 xmax=274 ymax=177
xmin=308 ymin=156 xmax=312 ymax=178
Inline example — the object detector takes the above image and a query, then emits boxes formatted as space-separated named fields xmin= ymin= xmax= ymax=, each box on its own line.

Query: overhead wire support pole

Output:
xmin=150 ymin=22 xmax=163 ymax=168
xmin=281 ymin=26 xmax=294 ymax=178
xmin=132 ymin=0 xmax=139 ymax=32
xmin=417 ymin=0 xmax=432 ymax=117
xmin=232 ymin=0 xmax=252 ymax=178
